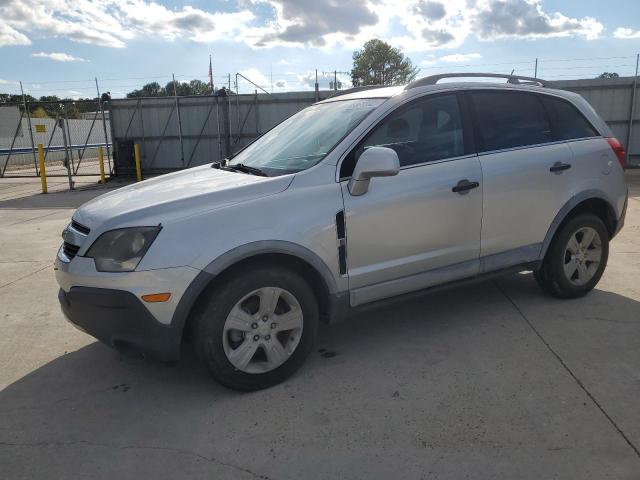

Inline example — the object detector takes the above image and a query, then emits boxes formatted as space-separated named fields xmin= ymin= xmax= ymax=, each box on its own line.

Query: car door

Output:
xmin=469 ymin=90 xmax=575 ymax=271
xmin=339 ymin=93 xmax=483 ymax=306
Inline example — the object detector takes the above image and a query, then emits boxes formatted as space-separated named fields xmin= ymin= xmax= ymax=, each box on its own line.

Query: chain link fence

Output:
xmin=0 ymin=99 xmax=112 ymax=181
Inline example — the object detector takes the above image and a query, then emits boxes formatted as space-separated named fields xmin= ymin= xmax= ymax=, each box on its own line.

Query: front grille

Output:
xmin=71 ymin=220 xmax=90 ymax=235
xmin=63 ymin=242 xmax=80 ymax=260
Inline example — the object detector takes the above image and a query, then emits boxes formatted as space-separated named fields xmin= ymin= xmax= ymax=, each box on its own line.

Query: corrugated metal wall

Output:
xmin=109 ymin=77 xmax=640 ymax=173
xmin=110 ymin=91 xmax=333 ymax=173
xmin=555 ymin=77 xmax=639 ymax=164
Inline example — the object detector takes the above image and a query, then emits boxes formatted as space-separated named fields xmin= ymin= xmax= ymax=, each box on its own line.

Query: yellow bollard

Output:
xmin=37 ymin=144 xmax=47 ymax=194
xmin=134 ymin=143 xmax=142 ymax=182
xmin=98 ymin=146 xmax=106 ymax=184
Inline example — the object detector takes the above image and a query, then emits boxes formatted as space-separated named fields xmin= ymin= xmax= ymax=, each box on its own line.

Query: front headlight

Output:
xmin=86 ymin=226 xmax=161 ymax=272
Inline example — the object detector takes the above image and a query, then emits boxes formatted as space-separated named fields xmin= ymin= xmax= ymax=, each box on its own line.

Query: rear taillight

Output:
xmin=606 ymin=137 xmax=626 ymax=168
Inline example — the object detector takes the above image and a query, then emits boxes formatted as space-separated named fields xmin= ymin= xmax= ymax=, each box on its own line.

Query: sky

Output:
xmin=0 ymin=0 xmax=640 ymax=99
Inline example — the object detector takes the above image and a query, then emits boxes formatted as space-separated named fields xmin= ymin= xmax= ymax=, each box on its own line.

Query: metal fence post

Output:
xmin=215 ymin=96 xmax=222 ymax=161
xmin=95 ymin=78 xmax=112 ymax=173
xmin=222 ymin=95 xmax=231 ymax=157
xmin=173 ymin=74 xmax=185 ymax=167
xmin=63 ymin=103 xmax=75 ymax=173
xmin=59 ymin=117 xmax=74 ymax=190
xmin=254 ymin=91 xmax=259 ymax=135
xmin=20 ymin=81 xmax=38 ymax=175
xmin=626 ymin=54 xmax=639 ymax=166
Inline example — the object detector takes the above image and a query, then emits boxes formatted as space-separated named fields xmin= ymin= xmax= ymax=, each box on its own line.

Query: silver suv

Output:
xmin=56 ymin=73 xmax=628 ymax=390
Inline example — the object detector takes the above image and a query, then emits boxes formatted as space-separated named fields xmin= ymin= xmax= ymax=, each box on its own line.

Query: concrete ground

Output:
xmin=1 ymin=172 xmax=639 ymax=480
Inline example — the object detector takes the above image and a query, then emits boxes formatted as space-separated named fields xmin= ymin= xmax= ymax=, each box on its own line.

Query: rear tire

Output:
xmin=193 ymin=265 xmax=319 ymax=391
xmin=535 ymin=213 xmax=609 ymax=298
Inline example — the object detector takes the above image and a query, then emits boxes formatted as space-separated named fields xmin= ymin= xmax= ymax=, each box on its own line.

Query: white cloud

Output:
xmin=32 ymin=52 xmax=88 ymax=62
xmin=238 ymin=68 xmax=271 ymax=92
xmin=0 ymin=0 xmax=606 ymax=52
xmin=614 ymin=27 xmax=640 ymax=39
xmin=472 ymin=0 xmax=602 ymax=41
xmin=0 ymin=78 xmax=19 ymax=85
xmin=0 ymin=23 xmax=31 ymax=46
xmin=439 ymin=53 xmax=482 ymax=62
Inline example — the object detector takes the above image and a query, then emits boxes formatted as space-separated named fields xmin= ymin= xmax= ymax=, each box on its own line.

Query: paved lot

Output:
xmin=1 ymin=172 xmax=639 ymax=479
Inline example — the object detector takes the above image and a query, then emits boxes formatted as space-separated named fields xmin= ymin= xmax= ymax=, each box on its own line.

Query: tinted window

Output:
xmin=541 ymin=96 xmax=598 ymax=140
xmin=340 ymin=94 xmax=464 ymax=177
xmin=472 ymin=92 xmax=552 ymax=152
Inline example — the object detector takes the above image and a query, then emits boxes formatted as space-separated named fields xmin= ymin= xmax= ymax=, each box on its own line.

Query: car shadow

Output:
xmin=3 ymin=272 xmax=639 ymax=401
xmin=1 ymin=272 xmax=639 ymax=478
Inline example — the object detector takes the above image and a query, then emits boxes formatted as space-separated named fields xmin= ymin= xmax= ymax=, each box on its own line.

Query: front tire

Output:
xmin=535 ymin=213 xmax=609 ymax=298
xmin=193 ymin=265 xmax=319 ymax=391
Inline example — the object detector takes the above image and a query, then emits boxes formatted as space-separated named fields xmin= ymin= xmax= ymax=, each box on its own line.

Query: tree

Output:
xmin=126 ymin=79 xmax=213 ymax=98
xmin=189 ymin=79 xmax=211 ymax=95
xmin=127 ymin=81 xmax=165 ymax=98
xmin=351 ymin=39 xmax=419 ymax=87
xmin=598 ymin=72 xmax=620 ymax=79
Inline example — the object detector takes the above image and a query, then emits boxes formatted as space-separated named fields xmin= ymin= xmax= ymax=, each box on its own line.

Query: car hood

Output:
xmin=73 ymin=165 xmax=293 ymax=230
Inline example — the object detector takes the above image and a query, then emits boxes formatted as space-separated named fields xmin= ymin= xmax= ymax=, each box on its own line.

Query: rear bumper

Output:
xmin=59 ymin=287 xmax=182 ymax=361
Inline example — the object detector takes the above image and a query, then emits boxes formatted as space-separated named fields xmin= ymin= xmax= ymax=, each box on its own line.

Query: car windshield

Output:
xmin=227 ymin=98 xmax=385 ymax=176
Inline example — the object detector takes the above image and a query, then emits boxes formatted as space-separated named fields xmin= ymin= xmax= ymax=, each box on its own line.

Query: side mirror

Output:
xmin=348 ymin=146 xmax=400 ymax=196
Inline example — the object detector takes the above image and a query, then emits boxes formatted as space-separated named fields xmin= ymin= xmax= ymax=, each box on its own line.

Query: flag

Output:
xmin=208 ymin=55 xmax=213 ymax=92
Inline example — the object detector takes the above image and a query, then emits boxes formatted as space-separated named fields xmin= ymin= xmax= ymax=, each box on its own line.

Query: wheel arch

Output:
xmin=172 ymin=241 xmax=341 ymax=345
xmin=540 ymin=191 xmax=618 ymax=260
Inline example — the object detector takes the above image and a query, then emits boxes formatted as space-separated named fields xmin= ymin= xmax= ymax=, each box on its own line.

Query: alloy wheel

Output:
xmin=563 ymin=226 xmax=602 ymax=286
xmin=222 ymin=287 xmax=304 ymax=374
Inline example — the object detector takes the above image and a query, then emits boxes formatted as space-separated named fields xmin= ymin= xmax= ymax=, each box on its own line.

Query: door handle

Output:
xmin=550 ymin=162 xmax=571 ymax=173
xmin=452 ymin=179 xmax=480 ymax=194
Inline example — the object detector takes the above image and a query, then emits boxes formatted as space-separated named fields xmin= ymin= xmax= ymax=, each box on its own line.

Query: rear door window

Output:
xmin=540 ymin=95 xmax=598 ymax=140
xmin=471 ymin=91 xmax=552 ymax=152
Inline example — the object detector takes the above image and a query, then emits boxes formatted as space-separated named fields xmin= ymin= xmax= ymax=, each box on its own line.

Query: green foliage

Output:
xmin=126 ymin=79 xmax=213 ymax=98
xmin=597 ymin=72 xmax=620 ymax=79
xmin=351 ymin=39 xmax=419 ymax=87
xmin=0 ymin=93 xmax=100 ymax=119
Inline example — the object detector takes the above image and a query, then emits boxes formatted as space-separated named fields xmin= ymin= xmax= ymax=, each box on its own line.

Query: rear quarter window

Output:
xmin=540 ymin=95 xmax=598 ymax=141
xmin=471 ymin=91 xmax=552 ymax=152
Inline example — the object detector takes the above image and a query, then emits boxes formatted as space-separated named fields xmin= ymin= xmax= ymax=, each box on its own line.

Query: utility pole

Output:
xmin=321 ymin=70 xmax=349 ymax=91
xmin=534 ymin=58 xmax=538 ymax=78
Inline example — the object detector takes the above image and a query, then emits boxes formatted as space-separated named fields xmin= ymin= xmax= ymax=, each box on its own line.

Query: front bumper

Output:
xmin=59 ymin=287 xmax=182 ymax=361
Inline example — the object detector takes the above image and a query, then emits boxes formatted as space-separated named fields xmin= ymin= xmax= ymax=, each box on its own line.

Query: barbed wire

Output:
xmin=2 ymin=53 xmax=637 ymax=98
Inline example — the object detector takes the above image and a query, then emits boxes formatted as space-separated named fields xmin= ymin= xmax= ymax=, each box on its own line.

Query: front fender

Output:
xmin=169 ymin=240 xmax=342 ymax=338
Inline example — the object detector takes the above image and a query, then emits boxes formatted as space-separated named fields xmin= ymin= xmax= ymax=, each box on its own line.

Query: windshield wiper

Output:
xmin=226 ymin=163 xmax=268 ymax=177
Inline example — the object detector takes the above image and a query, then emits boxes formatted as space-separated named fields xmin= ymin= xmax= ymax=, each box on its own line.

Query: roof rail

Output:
xmin=325 ymin=85 xmax=389 ymax=99
xmin=406 ymin=73 xmax=551 ymax=89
